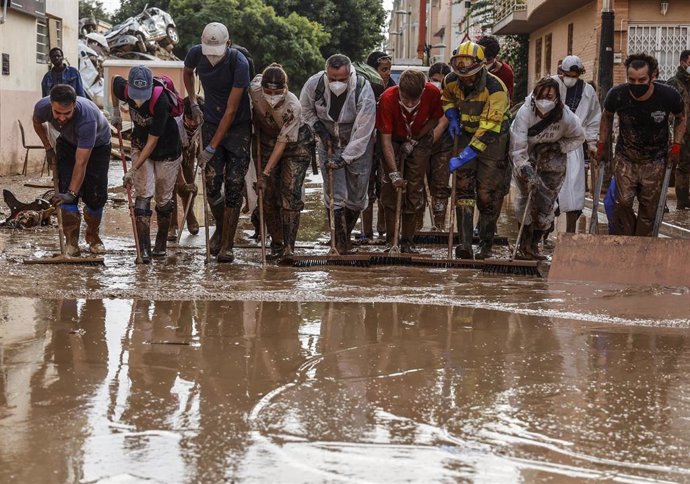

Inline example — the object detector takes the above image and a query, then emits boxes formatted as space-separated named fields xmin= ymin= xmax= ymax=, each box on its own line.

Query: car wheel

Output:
xmin=166 ymin=25 xmax=178 ymax=45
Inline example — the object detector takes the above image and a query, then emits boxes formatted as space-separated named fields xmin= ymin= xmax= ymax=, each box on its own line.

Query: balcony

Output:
xmin=493 ymin=0 xmax=592 ymax=35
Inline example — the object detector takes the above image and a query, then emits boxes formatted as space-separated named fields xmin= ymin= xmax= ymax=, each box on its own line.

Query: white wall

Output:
xmin=0 ymin=0 xmax=78 ymax=175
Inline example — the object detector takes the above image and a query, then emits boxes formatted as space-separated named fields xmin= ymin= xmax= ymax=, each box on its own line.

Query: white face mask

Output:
xmin=686 ymin=66 xmax=690 ymax=75
xmin=206 ymin=54 xmax=224 ymax=66
xmin=263 ymin=92 xmax=285 ymax=108
xmin=431 ymin=81 xmax=442 ymax=90
xmin=329 ymin=81 xmax=348 ymax=96
xmin=562 ymin=76 xmax=578 ymax=88
xmin=399 ymin=100 xmax=420 ymax=113
xmin=132 ymin=99 xmax=146 ymax=108
xmin=535 ymin=99 xmax=556 ymax=114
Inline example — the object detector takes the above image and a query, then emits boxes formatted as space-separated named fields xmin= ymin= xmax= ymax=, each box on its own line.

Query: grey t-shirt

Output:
xmin=33 ymin=96 xmax=111 ymax=148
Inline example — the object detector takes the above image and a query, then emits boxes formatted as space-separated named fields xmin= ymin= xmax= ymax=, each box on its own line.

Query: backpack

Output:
xmin=229 ymin=45 xmax=255 ymax=79
xmin=314 ymin=62 xmax=381 ymax=107
xmin=125 ymin=75 xmax=184 ymax=117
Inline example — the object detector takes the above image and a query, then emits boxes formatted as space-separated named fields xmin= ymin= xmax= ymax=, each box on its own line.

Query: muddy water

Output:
xmin=1 ymin=298 xmax=689 ymax=483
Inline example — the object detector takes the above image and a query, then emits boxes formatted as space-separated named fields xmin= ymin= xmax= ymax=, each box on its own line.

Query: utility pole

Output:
xmin=597 ymin=0 xmax=615 ymax=105
xmin=417 ymin=0 xmax=427 ymax=61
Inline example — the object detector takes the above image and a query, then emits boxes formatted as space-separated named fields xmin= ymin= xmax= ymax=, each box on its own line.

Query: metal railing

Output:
xmin=494 ymin=0 xmax=527 ymax=24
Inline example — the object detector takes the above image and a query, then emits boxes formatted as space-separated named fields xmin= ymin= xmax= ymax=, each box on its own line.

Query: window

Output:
xmin=535 ymin=37 xmax=542 ymax=79
xmin=628 ymin=25 xmax=690 ymax=80
xmin=36 ymin=18 xmax=48 ymax=63
xmin=36 ymin=16 xmax=62 ymax=64
xmin=545 ymin=33 xmax=552 ymax=75
xmin=567 ymin=23 xmax=574 ymax=55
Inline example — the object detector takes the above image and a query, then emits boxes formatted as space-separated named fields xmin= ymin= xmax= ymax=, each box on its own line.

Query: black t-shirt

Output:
xmin=113 ymin=76 xmax=182 ymax=161
xmin=604 ymin=81 xmax=683 ymax=164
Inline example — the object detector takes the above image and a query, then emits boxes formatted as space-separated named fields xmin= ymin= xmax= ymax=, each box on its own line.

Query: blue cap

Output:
xmin=128 ymin=65 xmax=153 ymax=101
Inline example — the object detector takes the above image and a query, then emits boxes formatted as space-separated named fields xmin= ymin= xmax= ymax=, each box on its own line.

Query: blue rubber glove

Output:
xmin=445 ymin=108 xmax=461 ymax=139
xmin=448 ymin=146 xmax=477 ymax=172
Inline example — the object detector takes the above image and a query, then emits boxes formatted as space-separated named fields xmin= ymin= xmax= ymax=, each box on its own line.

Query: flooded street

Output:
xmin=2 ymin=299 xmax=690 ymax=483
xmin=1 ymin=167 xmax=690 ymax=482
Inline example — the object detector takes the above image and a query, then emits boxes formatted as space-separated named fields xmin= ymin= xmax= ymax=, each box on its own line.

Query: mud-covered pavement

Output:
xmin=2 ymin=163 xmax=690 ymax=482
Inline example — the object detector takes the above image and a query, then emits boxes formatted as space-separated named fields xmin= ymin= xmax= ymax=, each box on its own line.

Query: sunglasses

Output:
xmin=376 ymin=55 xmax=392 ymax=64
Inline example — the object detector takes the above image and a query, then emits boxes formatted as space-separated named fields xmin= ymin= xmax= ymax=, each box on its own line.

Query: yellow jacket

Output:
xmin=442 ymin=69 xmax=510 ymax=152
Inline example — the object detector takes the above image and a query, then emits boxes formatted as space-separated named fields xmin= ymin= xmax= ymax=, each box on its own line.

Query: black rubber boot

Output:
xmin=265 ymin=205 xmax=284 ymax=261
xmin=376 ymin=199 xmax=386 ymax=239
xmin=344 ymin=207 xmax=360 ymax=251
xmin=217 ymin=206 xmax=241 ymax=263
xmin=400 ymin=213 xmax=419 ymax=253
xmin=565 ymin=211 xmax=581 ymax=233
xmin=676 ymin=171 xmax=690 ymax=210
xmin=152 ymin=203 xmax=173 ymax=258
xmin=530 ymin=229 xmax=548 ymax=260
xmin=334 ymin=208 xmax=349 ymax=254
xmin=179 ymin=187 xmax=199 ymax=235
xmin=281 ymin=209 xmax=300 ymax=259
xmin=474 ymin=215 xmax=495 ymax=260
xmin=209 ymin=201 xmax=225 ymax=256
xmin=61 ymin=208 xmax=81 ymax=257
xmin=135 ymin=214 xmax=152 ymax=264
xmin=383 ymin=207 xmax=398 ymax=247
xmin=454 ymin=205 xmax=474 ymax=259
xmin=361 ymin=204 xmax=374 ymax=240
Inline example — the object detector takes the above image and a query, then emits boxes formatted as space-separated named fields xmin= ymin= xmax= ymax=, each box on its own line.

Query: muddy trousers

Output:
xmin=56 ymin=138 xmax=110 ymax=255
xmin=380 ymin=136 xmax=432 ymax=247
xmin=613 ymin=156 xmax=666 ymax=236
xmin=318 ymin=138 xmax=374 ymax=250
xmin=171 ymin=145 xmax=200 ymax=237
xmin=202 ymin=122 xmax=251 ymax=259
xmin=675 ymin=143 xmax=690 ymax=209
xmin=454 ymin=131 xmax=509 ymax=256
xmin=259 ymin=142 xmax=310 ymax=256
xmin=362 ymin=143 xmax=384 ymax=239
xmin=513 ymin=157 xmax=567 ymax=232
xmin=425 ymin=133 xmax=453 ymax=230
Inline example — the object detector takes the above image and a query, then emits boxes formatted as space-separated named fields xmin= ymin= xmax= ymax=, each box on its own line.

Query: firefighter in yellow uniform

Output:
xmin=442 ymin=41 xmax=511 ymax=259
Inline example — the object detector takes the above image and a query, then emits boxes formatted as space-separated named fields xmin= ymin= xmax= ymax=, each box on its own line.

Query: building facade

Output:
xmin=0 ymin=0 xmax=78 ymax=175
xmin=494 ymin=0 xmax=690 ymax=95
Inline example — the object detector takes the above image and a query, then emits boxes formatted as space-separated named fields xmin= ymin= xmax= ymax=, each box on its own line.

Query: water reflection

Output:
xmin=1 ymin=299 xmax=689 ymax=483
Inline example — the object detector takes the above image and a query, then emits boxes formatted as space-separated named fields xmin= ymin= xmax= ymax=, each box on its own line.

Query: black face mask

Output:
xmin=629 ymin=83 xmax=650 ymax=99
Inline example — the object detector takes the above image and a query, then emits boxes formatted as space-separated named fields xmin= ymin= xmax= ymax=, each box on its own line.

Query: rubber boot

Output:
xmin=530 ymin=229 xmax=548 ymax=260
xmin=361 ymin=204 xmax=374 ymax=241
xmin=61 ymin=208 xmax=81 ymax=257
xmin=152 ymin=205 xmax=173 ymax=258
xmin=167 ymin=196 xmax=178 ymax=241
xmin=432 ymin=197 xmax=447 ymax=231
xmin=474 ymin=215 xmax=495 ymax=260
xmin=676 ymin=171 xmax=690 ymax=209
xmin=515 ymin=224 xmax=534 ymax=260
xmin=281 ymin=210 xmax=300 ymax=259
xmin=384 ymin=207 xmax=398 ymax=247
xmin=344 ymin=207 xmax=360 ymax=252
xmin=333 ymin=208 xmax=349 ymax=254
xmin=134 ymin=214 xmax=152 ymax=264
xmin=376 ymin=199 xmax=386 ymax=239
xmin=217 ymin=206 xmax=241 ymax=263
xmin=265 ymin=206 xmax=284 ymax=261
xmin=454 ymin=205 xmax=474 ymax=259
xmin=180 ymin=190 xmax=200 ymax=234
xmin=400 ymin=213 xmax=419 ymax=254
xmin=83 ymin=207 xmax=106 ymax=254
xmin=209 ymin=201 xmax=225 ymax=256
xmin=565 ymin=211 xmax=580 ymax=233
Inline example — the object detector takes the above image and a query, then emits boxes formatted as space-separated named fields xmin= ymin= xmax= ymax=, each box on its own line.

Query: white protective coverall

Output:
xmin=300 ymin=66 xmax=376 ymax=211
xmin=510 ymin=102 xmax=586 ymax=230
xmin=552 ymin=76 xmax=601 ymax=212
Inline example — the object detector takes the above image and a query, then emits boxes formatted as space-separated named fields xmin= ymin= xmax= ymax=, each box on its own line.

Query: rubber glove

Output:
xmin=197 ymin=145 xmax=215 ymax=168
xmin=448 ymin=146 xmax=477 ymax=172
xmin=445 ymin=108 xmax=461 ymax=139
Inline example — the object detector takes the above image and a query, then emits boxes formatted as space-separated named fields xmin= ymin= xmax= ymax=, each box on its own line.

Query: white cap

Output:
xmin=201 ymin=22 xmax=229 ymax=56
xmin=561 ymin=55 xmax=585 ymax=73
